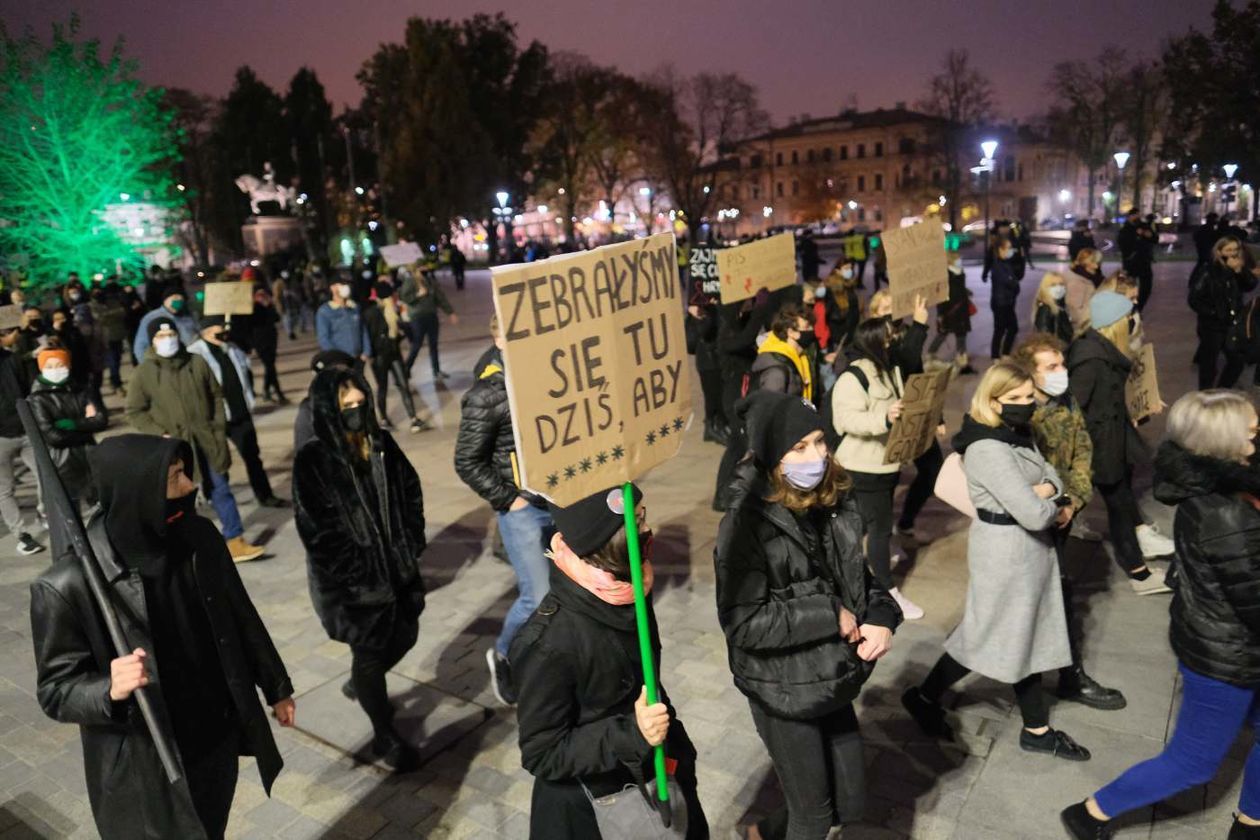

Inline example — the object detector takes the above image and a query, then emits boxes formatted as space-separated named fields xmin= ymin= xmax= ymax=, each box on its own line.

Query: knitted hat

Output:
xmin=147 ymin=316 xmax=179 ymax=342
xmin=310 ymin=349 xmax=356 ymax=373
xmin=374 ymin=281 xmax=394 ymax=300
xmin=37 ymin=348 xmax=70 ymax=370
xmin=201 ymin=314 xmax=227 ymax=329
xmin=548 ymin=484 xmax=644 ymax=557
xmin=736 ymin=390 xmax=824 ymax=468
xmin=1089 ymin=291 xmax=1133 ymax=329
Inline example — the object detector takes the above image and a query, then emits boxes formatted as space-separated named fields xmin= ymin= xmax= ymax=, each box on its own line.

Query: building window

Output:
xmin=899 ymin=137 xmax=916 ymax=154
xmin=1018 ymin=163 xmax=1025 ymax=181
xmin=840 ymin=145 xmax=848 ymax=160
xmin=858 ymin=208 xmax=867 ymax=221
xmin=874 ymin=173 xmax=883 ymax=191
xmin=776 ymin=182 xmax=784 ymax=197
xmin=752 ymin=186 xmax=760 ymax=199
xmin=776 ymin=152 xmax=783 ymax=166
xmin=750 ymin=154 xmax=762 ymax=168
xmin=857 ymin=143 xmax=866 ymax=159
xmin=874 ymin=141 xmax=884 ymax=157
xmin=1003 ymin=156 xmax=1016 ymax=182
xmin=791 ymin=150 xmax=799 ymax=165
xmin=857 ymin=175 xmax=866 ymax=192
xmin=791 ymin=180 xmax=799 ymax=196
xmin=822 ymin=148 xmax=832 ymax=162
xmin=874 ymin=208 xmax=883 ymax=222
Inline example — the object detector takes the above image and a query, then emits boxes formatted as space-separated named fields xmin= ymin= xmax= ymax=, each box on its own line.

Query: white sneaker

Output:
xmin=890 ymin=586 xmax=925 ymax=620
xmin=1130 ymin=567 xmax=1172 ymax=595
xmin=1136 ymin=524 xmax=1175 ymax=559
xmin=1070 ymin=519 xmax=1104 ymax=543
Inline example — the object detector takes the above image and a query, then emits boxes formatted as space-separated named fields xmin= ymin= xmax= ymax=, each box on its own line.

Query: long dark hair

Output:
xmin=852 ymin=317 xmax=892 ymax=375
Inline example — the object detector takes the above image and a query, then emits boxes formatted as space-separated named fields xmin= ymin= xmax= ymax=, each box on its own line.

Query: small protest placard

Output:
xmin=884 ymin=368 xmax=951 ymax=465
xmin=1126 ymin=343 xmax=1160 ymax=421
xmin=492 ymin=232 xmax=693 ymax=506
xmin=884 ymin=219 xmax=949 ymax=319
xmin=689 ymin=244 xmax=722 ymax=300
xmin=715 ymin=233 xmax=796 ymax=303
xmin=203 ymin=283 xmax=255 ymax=317
xmin=380 ymin=242 xmax=425 ymax=268
xmin=0 ymin=305 xmax=22 ymax=331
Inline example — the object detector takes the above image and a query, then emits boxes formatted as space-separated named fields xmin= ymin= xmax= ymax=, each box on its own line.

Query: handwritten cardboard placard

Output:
xmin=689 ymin=244 xmax=722 ymax=299
xmin=0 ymin=305 xmax=22 ymax=331
xmin=380 ymin=242 xmax=425 ymax=268
xmin=884 ymin=368 xmax=951 ymax=465
xmin=884 ymin=219 xmax=949 ymax=319
xmin=1125 ymin=342 xmax=1160 ymax=422
xmin=715 ymin=233 xmax=796 ymax=303
xmin=491 ymin=232 xmax=693 ymax=506
xmin=203 ymin=282 xmax=255 ymax=316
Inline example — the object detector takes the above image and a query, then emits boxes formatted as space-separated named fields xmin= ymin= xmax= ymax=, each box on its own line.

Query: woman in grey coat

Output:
xmin=901 ymin=361 xmax=1091 ymax=761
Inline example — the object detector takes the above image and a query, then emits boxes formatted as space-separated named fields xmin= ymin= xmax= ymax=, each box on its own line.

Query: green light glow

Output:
xmin=0 ymin=19 xmax=177 ymax=288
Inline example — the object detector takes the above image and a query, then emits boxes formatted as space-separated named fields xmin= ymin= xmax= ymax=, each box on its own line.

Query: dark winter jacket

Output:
xmin=1190 ymin=263 xmax=1257 ymax=328
xmin=453 ymin=347 xmax=536 ymax=513
xmin=1067 ymin=330 xmax=1144 ymax=485
xmin=890 ymin=320 xmax=928 ymax=378
xmin=937 ymin=270 xmax=971 ymax=335
xmin=0 ymin=348 xmax=32 ymax=438
xmin=27 ymin=378 xmax=108 ymax=502
xmin=989 ymin=256 xmax=1021 ymax=309
xmin=717 ymin=300 xmax=769 ymax=380
xmin=1153 ymin=441 xmax=1260 ymax=686
xmin=749 ymin=350 xmax=805 ymax=400
xmin=510 ymin=566 xmax=705 ymax=838
xmin=1067 ymin=230 xmax=1096 ymax=261
xmin=715 ymin=460 xmax=901 ymax=720
xmin=246 ymin=303 xmax=280 ymax=359
xmin=1034 ymin=302 xmax=1073 ymax=344
xmin=292 ymin=368 xmax=426 ymax=650
xmin=124 ymin=349 xmax=229 ymax=479
xmin=29 ymin=435 xmax=291 ymax=840
xmin=685 ymin=304 xmax=721 ymax=372
xmin=361 ymin=303 xmax=404 ymax=363
xmin=399 ymin=271 xmax=453 ymax=319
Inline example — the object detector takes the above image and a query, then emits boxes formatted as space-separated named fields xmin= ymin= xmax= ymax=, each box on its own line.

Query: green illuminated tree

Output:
xmin=0 ymin=17 xmax=177 ymax=286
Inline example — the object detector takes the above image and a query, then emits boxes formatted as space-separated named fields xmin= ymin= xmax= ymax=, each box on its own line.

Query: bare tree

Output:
xmin=1117 ymin=60 xmax=1168 ymax=209
xmin=917 ymin=49 xmax=997 ymax=230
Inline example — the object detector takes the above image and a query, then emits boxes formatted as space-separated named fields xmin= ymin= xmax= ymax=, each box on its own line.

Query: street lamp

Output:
xmin=1113 ymin=151 xmax=1130 ymax=212
xmin=979 ymin=139 xmax=998 ymax=265
xmin=1223 ymin=164 xmax=1239 ymax=216
xmin=496 ymin=190 xmax=509 ymax=209
xmin=1224 ymin=163 xmax=1239 ymax=180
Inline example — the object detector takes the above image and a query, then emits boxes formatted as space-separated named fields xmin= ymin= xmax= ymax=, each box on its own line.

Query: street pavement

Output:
xmin=0 ymin=253 xmax=1249 ymax=839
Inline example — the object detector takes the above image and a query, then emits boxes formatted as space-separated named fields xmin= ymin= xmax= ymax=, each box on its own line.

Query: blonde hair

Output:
xmin=1096 ymin=316 xmax=1132 ymax=357
xmin=1097 ymin=271 xmax=1138 ymax=297
xmin=1167 ymin=390 xmax=1257 ymax=462
xmin=1031 ymin=271 xmax=1065 ymax=321
xmin=969 ymin=360 xmax=1034 ymax=427
xmin=1213 ymin=236 xmax=1244 ymax=268
xmin=867 ymin=289 xmax=891 ymax=318
xmin=1072 ymin=247 xmax=1102 ymax=270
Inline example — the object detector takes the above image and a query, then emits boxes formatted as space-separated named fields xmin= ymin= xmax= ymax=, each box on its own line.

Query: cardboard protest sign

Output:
xmin=0 ymin=305 xmax=21 ymax=331
xmin=1125 ymin=343 xmax=1160 ymax=421
xmin=689 ymin=244 xmax=722 ymax=301
xmin=492 ymin=233 xmax=693 ymax=506
xmin=715 ymin=233 xmax=796 ymax=303
xmin=380 ymin=242 xmax=425 ymax=268
xmin=203 ymin=283 xmax=255 ymax=317
xmin=884 ymin=368 xmax=951 ymax=465
xmin=884 ymin=219 xmax=949 ymax=319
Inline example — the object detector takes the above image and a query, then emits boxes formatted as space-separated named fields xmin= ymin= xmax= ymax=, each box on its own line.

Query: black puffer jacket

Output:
xmin=715 ymin=460 xmax=900 ymax=720
xmin=1034 ymin=302 xmax=1073 ymax=344
xmin=454 ymin=346 xmax=536 ymax=513
xmin=1190 ymin=263 xmax=1257 ymax=328
xmin=1068 ymin=329 xmax=1145 ymax=485
xmin=27 ymin=378 xmax=108 ymax=502
xmin=361 ymin=303 xmax=404 ymax=363
xmin=293 ymin=368 xmax=426 ymax=649
xmin=1153 ymin=441 xmax=1260 ymax=685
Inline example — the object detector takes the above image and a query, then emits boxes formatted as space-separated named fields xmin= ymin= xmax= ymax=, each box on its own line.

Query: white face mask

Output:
xmin=815 ymin=285 xmax=827 ymax=298
xmin=840 ymin=266 xmax=854 ymax=280
xmin=361 ymin=270 xmax=372 ymax=280
xmin=1050 ymin=285 xmax=1067 ymax=300
xmin=1042 ymin=368 xmax=1069 ymax=397
xmin=154 ymin=335 xmax=180 ymax=358
xmin=948 ymin=263 xmax=963 ymax=275
xmin=41 ymin=366 xmax=69 ymax=384
xmin=336 ymin=284 xmax=351 ymax=300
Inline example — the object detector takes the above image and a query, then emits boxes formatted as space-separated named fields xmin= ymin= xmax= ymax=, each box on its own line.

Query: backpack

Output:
xmin=740 ymin=353 xmax=795 ymax=399
xmin=819 ymin=365 xmax=869 ymax=452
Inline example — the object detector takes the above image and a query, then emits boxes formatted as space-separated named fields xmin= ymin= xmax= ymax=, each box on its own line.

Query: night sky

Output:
xmin=6 ymin=0 xmax=1214 ymax=122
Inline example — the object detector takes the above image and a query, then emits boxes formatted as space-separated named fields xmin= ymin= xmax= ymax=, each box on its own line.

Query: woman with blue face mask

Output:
xmin=715 ymin=390 xmax=901 ymax=840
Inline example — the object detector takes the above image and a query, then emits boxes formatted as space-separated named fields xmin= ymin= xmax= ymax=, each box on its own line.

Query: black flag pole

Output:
xmin=18 ymin=400 xmax=183 ymax=783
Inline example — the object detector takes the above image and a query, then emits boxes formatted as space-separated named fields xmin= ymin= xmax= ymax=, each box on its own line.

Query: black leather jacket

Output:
xmin=26 ymin=379 xmax=108 ymax=501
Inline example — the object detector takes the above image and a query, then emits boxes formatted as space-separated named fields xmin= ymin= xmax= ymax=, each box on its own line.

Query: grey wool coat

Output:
xmin=945 ymin=435 xmax=1072 ymax=684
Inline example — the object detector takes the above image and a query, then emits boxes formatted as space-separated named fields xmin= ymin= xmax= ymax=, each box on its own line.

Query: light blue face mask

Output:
xmin=781 ymin=457 xmax=828 ymax=490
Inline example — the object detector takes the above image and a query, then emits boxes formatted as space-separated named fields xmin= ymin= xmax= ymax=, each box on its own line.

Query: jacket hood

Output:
xmin=1153 ymin=440 xmax=1260 ymax=505
xmin=307 ymin=366 xmax=380 ymax=455
xmin=88 ymin=434 xmax=192 ymax=571
xmin=472 ymin=345 xmax=503 ymax=380
xmin=1068 ymin=329 xmax=1132 ymax=373
xmin=951 ymin=413 xmax=1034 ymax=455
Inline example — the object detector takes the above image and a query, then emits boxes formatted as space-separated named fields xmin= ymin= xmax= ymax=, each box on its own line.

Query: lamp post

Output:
xmin=979 ymin=139 xmax=999 ymax=265
xmin=492 ymin=190 xmax=512 ymax=262
xmin=1223 ymin=163 xmax=1239 ymax=217
xmin=1112 ymin=151 xmax=1130 ymax=216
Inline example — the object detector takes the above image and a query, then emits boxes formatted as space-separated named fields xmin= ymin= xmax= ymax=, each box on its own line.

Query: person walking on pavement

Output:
xmin=448 ymin=242 xmax=467 ymax=291
xmin=1191 ymin=236 xmax=1257 ymax=389
xmin=717 ymin=391 xmax=900 ymax=840
xmin=316 ymin=277 xmax=371 ymax=363
xmin=686 ymin=294 xmax=729 ymax=445
xmin=1118 ymin=208 xmax=1156 ymax=311
xmin=1062 ymin=390 xmax=1260 ymax=840
xmin=454 ymin=315 xmax=554 ymax=706
xmin=27 ymin=347 xmax=108 ymax=510
xmin=29 ymin=435 xmax=295 ymax=840
xmin=90 ymin=282 xmax=128 ymax=396
xmin=186 ymin=317 xmax=287 ymax=509
xmin=1013 ymin=334 xmax=1126 ymax=711
xmin=246 ymin=288 xmax=286 ymax=404
xmin=798 ymin=229 xmax=821 ymax=282
xmin=125 ymin=317 xmax=265 ymax=562
xmin=133 ymin=288 xmax=200 ymax=361
xmin=902 ymin=361 xmax=1092 ymax=763
xmin=988 ymin=238 xmax=1023 ymax=359
xmin=928 ymin=251 xmax=974 ymax=371
xmin=0 ymin=323 xmax=43 ymax=556
xmin=400 ymin=265 xmax=457 ymax=382
xmin=362 ymin=281 xmax=429 ymax=433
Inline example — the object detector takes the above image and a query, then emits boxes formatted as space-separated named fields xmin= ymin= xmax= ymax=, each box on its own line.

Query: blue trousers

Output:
xmin=495 ymin=504 xmax=554 ymax=658
xmin=203 ymin=462 xmax=244 ymax=540
xmin=1095 ymin=663 xmax=1260 ymax=818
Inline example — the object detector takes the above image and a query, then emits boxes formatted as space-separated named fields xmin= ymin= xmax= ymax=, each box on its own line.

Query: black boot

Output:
xmin=901 ymin=687 xmax=955 ymax=740
xmin=371 ymin=728 xmax=420 ymax=772
xmin=703 ymin=419 xmax=730 ymax=446
xmin=1230 ymin=816 xmax=1260 ymax=839
xmin=1060 ymin=802 xmax=1114 ymax=839
xmin=1020 ymin=728 xmax=1091 ymax=761
xmin=1057 ymin=667 xmax=1127 ymax=711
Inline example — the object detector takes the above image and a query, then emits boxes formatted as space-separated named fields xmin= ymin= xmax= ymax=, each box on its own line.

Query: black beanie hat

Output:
xmin=310 ymin=349 xmax=357 ymax=372
xmin=201 ymin=314 xmax=227 ymax=329
xmin=374 ymin=281 xmax=394 ymax=300
xmin=736 ymin=390 xmax=824 ymax=468
xmin=548 ymin=484 xmax=644 ymax=557
xmin=147 ymin=316 xmax=179 ymax=342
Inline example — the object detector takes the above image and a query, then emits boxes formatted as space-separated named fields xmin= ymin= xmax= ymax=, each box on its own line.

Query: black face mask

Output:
xmin=796 ymin=330 xmax=817 ymax=350
xmin=1000 ymin=402 xmax=1036 ymax=429
xmin=165 ymin=490 xmax=197 ymax=525
xmin=341 ymin=403 xmax=368 ymax=432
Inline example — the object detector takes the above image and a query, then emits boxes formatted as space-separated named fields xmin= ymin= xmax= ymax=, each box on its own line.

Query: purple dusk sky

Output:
xmin=7 ymin=0 xmax=1214 ymax=123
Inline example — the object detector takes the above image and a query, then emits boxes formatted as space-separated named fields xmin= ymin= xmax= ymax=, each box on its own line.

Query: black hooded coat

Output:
xmin=292 ymin=368 xmax=426 ymax=649
xmin=28 ymin=435 xmax=292 ymax=840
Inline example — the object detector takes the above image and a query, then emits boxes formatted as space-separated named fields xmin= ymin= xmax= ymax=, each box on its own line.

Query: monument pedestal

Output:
xmin=241 ymin=216 xmax=304 ymax=257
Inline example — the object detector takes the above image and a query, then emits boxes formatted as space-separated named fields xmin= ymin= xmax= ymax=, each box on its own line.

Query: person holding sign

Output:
xmin=716 ymin=390 xmax=900 ymax=840
xmin=511 ymin=485 xmax=708 ymax=839
xmin=902 ymin=362 xmax=1091 ymax=763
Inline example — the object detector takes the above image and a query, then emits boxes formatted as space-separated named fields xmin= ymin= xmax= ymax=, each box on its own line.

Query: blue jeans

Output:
xmin=204 ymin=463 xmax=244 ymax=539
xmin=1095 ymin=663 xmax=1260 ymax=819
xmin=495 ymin=504 xmax=554 ymax=658
xmin=405 ymin=313 xmax=441 ymax=375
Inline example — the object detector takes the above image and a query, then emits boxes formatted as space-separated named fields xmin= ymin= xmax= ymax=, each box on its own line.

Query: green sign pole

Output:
xmin=622 ymin=482 xmax=670 ymax=816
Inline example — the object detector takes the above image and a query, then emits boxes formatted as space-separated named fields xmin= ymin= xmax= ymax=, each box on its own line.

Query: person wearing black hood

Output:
xmin=717 ymin=390 xmax=900 ymax=839
xmin=292 ymin=367 xmax=427 ymax=770
xmin=902 ymin=361 xmax=1091 ymax=762
xmin=29 ymin=435 xmax=295 ymax=840
xmin=1190 ymin=236 xmax=1258 ymax=389
xmin=1062 ymin=391 xmax=1260 ymax=840
xmin=293 ymin=349 xmax=357 ymax=451
xmin=713 ymin=290 xmax=777 ymax=509
xmin=362 ymin=280 xmax=429 ymax=433
xmin=511 ymin=484 xmax=708 ymax=839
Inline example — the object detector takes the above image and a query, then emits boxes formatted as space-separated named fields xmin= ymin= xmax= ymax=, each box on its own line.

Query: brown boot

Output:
xmin=227 ymin=536 xmax=265 ymax=563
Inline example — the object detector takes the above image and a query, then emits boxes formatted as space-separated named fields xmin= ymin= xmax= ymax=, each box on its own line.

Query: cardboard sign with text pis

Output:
xmin=1125 ymin=343 xmax=1160 ymax=422
xmin=491 ymin=232 xmax=693 ymax=506
xmin=380 ymin=242 xmax=425 ymax=268
xmin=884 ymin=368 xmax=951 ymax=465
xmin=885 ymin=219 xmax=949 ymax=319
xmin=715 ymin=232 xmax=796 ymax=303
xmin=203 ymin=283 xmax=255 ymax=317
xmin=0 ymin=305 xmax=21 ymax=332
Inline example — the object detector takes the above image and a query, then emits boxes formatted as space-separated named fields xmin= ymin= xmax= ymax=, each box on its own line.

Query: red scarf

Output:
xmin=553 ymin=550 xmax=653 ymax=606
